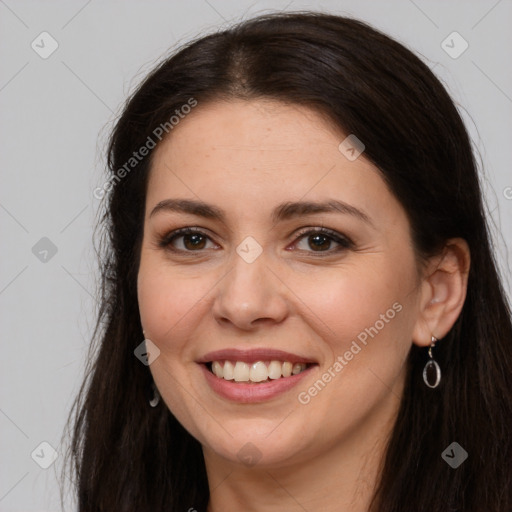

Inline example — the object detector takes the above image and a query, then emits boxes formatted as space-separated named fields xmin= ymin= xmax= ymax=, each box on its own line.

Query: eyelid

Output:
xmin=158 ymin=226 xmax=353 ymax=255
xmin=158 ymin=226 xmax=219 ymax=250
xmin=292 ymin=226 xmax=353 ymax=248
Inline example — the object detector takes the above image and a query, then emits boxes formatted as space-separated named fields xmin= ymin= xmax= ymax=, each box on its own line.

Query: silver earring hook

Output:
xmin=428 ymin=335 xmax=437 ymax=359
xmin=423 ymin=335 xmax=441 ymax=389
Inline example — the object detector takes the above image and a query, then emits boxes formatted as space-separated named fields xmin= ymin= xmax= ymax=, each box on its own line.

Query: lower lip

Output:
xmin=200 ymin=363 xmax=316 ymax=403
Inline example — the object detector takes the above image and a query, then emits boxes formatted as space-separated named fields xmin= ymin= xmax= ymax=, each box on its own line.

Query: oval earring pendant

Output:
xmin=149 ymin=382 xmax=161 ymax=407
xmin=423 ymin=359 xmax=441 ymax=388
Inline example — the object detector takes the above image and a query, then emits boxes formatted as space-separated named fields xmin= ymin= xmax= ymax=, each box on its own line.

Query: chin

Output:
xmin=199 ymin=420 xmax=313 ymax=469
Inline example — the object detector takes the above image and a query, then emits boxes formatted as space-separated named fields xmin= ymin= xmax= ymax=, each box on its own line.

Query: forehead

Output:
xmin=152 ymin=99 xmax=341 ymax=171
xmin=146 ymin=99 xmax=402 ymax=228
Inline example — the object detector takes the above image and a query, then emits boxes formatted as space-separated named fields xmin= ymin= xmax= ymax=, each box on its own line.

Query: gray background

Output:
xmin=1 ymin=1 xmax=511 ymax=510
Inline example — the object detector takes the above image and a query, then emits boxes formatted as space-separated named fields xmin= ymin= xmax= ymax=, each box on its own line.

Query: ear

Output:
xmin=412 ymin=238 xmax=470 ymax=347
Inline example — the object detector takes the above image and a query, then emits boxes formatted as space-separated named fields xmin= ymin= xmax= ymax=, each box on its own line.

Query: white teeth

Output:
xmin=223 ymin=361 xmax=234 ymax=380
xmin=282 ymin=361 xmax=293 ymax=377
xmin=212 ymin=361 xmax=223 ymax=378
xmin=268 ymin=360 xmax=282 ymax=379
xmin=210 ymin=360 xmax=308 ymax=383
xmin=250 ymin=361 xmax=268 ymax=382
xmin=233 ymin=361 xmax=250 ymax=382
xmin=292 ymin=363 xmax=303 ymax=375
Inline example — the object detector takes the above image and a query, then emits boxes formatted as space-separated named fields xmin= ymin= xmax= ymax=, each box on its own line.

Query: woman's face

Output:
xmin=137 ymin=99 xmax=424 ymax=468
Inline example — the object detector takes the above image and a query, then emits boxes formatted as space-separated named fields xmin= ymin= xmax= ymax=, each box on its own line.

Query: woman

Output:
xmin=65 ymin=11 xmax=512 ymax=511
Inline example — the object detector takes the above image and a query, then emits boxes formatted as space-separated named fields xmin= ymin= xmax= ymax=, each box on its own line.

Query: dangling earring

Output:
xmin=149 ymin=381 xmax=161 ymax=407
xmin=423 ymin=336 xmax=441 ymax=388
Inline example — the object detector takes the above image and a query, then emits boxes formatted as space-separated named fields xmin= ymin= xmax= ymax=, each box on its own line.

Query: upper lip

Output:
xmin=197 ymin=348 xmax=317 ymax=365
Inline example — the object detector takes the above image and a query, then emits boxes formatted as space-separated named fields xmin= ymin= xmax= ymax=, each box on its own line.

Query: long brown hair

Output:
xmin=63 ymin=11 xmax=512 ymax=511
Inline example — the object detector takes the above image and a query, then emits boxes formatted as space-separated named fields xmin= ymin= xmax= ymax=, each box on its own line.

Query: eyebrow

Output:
xmin=149 ymin=198 xmax=373 ymax=226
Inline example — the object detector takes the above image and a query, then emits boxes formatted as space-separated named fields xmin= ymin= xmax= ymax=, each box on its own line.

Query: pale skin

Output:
xmin=137 ymin=99 xmax=470 ymax=511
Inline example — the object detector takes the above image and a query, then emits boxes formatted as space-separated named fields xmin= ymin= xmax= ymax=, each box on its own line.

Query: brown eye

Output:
xmin=180 ymin=233 xmax=207 ymax=250
xmin=293 ymin=228 xmax=353 ymax=254
xmin=159 ymin=228 xmax=217 ymax=252
xmin=306 ymin=233 xmax=332 ymax=251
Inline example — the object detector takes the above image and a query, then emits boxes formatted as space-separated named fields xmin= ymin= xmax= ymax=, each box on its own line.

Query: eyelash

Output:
xmin=158 ymin=226 xmax=354 ymax=256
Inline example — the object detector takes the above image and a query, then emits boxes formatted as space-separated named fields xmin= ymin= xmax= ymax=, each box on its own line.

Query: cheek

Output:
xmin=137 ymin=254 xmax=176 ymax=341
xmin=297 ymin=261 xmax=415 ymax=347
xmin=292 ymin=259 xmax=418 ymax=414
xmin=137 ymin=253 xmax=216 ymax=348
xmin=292 ymin=268 xmax=415 ymax=427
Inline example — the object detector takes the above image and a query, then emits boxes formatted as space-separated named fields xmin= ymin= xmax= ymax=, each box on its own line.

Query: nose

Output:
xmin=211 ymin=249 xmax=289 ymax=331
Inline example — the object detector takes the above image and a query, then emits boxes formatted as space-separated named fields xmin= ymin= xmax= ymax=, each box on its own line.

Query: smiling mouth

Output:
xmin=205 ymin=360 xmax=317 ymax=384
